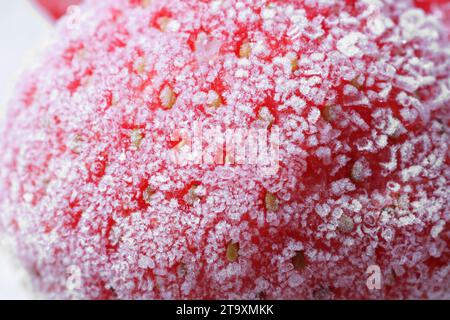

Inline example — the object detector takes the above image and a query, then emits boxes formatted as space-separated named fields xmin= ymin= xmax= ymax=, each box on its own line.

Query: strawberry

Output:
xmin=0 ymin=0 xmax=448 ymax=299
xmin=34 ymin=0 xmax=81 ymax=20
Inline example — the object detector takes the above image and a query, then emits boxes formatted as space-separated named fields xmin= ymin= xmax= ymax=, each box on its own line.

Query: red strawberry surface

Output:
xmin=34 ymin=0 xmax=81 ymax=20
xmin=0 ymin=0 xmax=449 ymax=299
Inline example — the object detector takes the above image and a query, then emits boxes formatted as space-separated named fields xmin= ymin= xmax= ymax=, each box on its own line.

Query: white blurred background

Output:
xmin=0 ymin=0 xmax=52 ymax=300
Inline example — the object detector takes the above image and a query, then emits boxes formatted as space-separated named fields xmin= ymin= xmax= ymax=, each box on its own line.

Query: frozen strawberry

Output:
xmin=34 ymin=0 xmax=81 ymax=20
xmin=0 ymin=0 xmax=449 ymax=299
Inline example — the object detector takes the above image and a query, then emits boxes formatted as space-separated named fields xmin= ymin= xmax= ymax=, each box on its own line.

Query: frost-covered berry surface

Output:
xmin=0 ymin=0 xmax=449 ymax=299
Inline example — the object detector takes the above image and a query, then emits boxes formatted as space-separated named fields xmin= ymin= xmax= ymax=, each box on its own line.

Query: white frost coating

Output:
xmin=288 ymin=273 xmax=304 ymax=288
xmin=315 ymin=203 xmax=331 ymax=218
xmin=431 ymin=221 xmax=445 ymax=239
xmin=0 ymin=0 xmax=447 ymax=301
xmin=337 ymin=32 xmax=366 ymax=57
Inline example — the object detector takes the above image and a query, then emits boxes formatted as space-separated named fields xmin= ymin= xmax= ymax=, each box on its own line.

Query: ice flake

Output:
xmin=235 ymin=69 xmax=249 ymax=78
xmin=138 ymin=255 xmax=155 ymax=269
xmin=315 ymin=203 xmax=331 ymax=218
xmin=331 ymin=179 xmax=356 ymax=196
xmin=195 ymin=33 xmax=222 ymax=63
xmin=287 ymin=273 xmax=304 ymax=288
xmin=351 ymin=158 xmax=372 ymax=182
xmin=261 ymin=7 xmax=276 ymax=20
xmin=337 ymin=32 xmax=366 ymax=57
xmin=399 ymin=9 xmax=426 ymax=40
xmin=400 ymin=165 xmax=423 ymax=182
xmin=367 ymin=15 xmax=393 ymax=36
xmin=285 ymin=95 xmax=306 ymax=112
xmin=307 ymin=108 xmax=321 ymax=124
xmin=395 ymin=75 xmax=420 ymax=93
xmin=23 ymin=193 xmax=34 ymax=203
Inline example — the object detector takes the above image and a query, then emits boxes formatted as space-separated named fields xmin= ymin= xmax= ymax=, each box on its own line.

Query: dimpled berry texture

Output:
xmin=0 ymin=0 xmax=449 ymax=300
